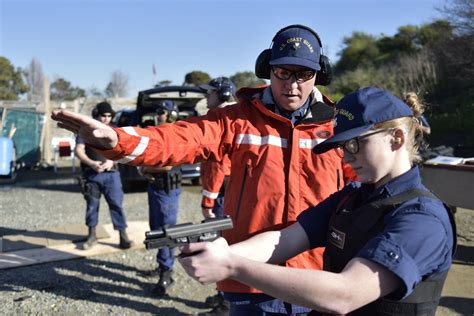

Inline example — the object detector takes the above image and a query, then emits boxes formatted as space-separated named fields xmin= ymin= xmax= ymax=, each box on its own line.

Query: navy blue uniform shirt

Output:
xmin=298 ymin=166 xmax=454 ymax=299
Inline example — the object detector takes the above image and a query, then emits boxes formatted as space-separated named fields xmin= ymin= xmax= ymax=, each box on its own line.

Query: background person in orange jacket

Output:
xmin=198 ymin=77 xmax=237 ymax=311
xmin=198 ymin=77 xmax=236 ymax=219
xmin=52 ymin=24 xmax=355 ymax=316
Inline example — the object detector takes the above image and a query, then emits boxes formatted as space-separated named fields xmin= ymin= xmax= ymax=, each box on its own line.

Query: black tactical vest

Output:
xmin=149 ymin=166 xmax=182 ymax=193
xmin=81 ymin=145 xmax=114 ymax=172
xmin=322 ymin=189 xmax=456 ymax=316
xmin=85 ymin=145 xmax=107 ymax=164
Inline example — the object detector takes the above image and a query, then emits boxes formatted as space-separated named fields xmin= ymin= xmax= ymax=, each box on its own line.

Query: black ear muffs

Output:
xmin=167 ymin=104 xmax=179 ymax=123
xmin=219 ymin=89 xmax=231 ymax=102
xmin=255 ymin=49 xmax=272 ymax=80
xmin=167 ymin=110 xmax=178 ymax=123
xmin=217 ymin=83 xmax=233 ymax=102
xmin=91 ymin=106 xmax=99 ymax=118
xmin=316 ymin=55 xmax=332 ymax=86
xmin=254 ymin=24 xmax=333 ymax=86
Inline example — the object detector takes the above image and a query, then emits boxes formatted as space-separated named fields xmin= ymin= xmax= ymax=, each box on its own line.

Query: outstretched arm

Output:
xmin=51 ymin=110 xmax=118 ymax=149
xmin=54 ymin=107 xmax=233 ymax=168
xmin=179 ymin=222 xmax=401 ymax=314
xmin=228 ymin=256 xmax=399 ymax=314
xmin=181 ymin=247 xmax=400 ymax=314
xmin=179 ymin=223 xmax=309 ymax=281
xmin=229 ymin=222 xmax=310 ymax=263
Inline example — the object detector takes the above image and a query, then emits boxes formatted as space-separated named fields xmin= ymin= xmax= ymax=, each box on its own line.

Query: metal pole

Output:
xmin=42 ymin=76 xmax=52 ymax=165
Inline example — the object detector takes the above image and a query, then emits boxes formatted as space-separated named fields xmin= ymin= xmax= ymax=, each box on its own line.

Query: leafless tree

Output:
xmin=436 ymin=34 xmax=474 ymax=97
xmin=438 ymin=0 xmax=474 ymax=35
xmin=393 ymin=49 xmax=438 ymax=97
xmin=25 ymin=57 xmax=44 ymax=102
xmin=105 ymin=70 xmax=129 ymax=98
xmin=86 ymin=84 xmax=105 ymax=98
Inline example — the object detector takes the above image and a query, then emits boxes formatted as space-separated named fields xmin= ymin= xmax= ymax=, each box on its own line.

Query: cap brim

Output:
xmin=198 ymin=84 xmax=217 ymax=91
xmin=270 ymin=57 xmax=321 ymax=71
xmin=313 ymin=125 xmax=373 ymax=154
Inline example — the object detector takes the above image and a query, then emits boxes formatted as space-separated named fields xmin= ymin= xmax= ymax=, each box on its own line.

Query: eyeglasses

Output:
xmin=337 ymin=129 xmax=393 ymax=155
xmin=271 ymin=66 xmax=316 ymax=83
xmin=99 ymin=114 xmax=112 ymax=118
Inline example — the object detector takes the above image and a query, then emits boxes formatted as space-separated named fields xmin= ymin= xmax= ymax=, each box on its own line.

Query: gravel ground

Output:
xmin=0 ymin=167 xmax=216 ymax=315
xmin=1 ymin=167 xmax=473 ymax=315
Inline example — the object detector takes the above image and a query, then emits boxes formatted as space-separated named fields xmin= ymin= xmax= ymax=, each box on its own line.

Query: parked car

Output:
xmin=113 ymin=86 xmax=207 ymax=191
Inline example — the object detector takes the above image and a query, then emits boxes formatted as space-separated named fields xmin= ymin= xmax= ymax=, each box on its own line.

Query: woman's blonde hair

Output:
xmin=374 ymin=92 xmax=426 ymax=164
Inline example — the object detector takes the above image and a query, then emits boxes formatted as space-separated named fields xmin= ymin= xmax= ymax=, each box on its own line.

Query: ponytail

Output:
xmin=375 ymin=91 xmax=428 ymax=164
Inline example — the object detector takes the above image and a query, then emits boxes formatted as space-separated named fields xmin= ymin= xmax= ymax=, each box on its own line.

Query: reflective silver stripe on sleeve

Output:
xmin=299 ymin=138 xmax=326 ymax=149
xmin=202 ymin=189 xmax=219 ymax=199
xmin=236 ymin=134 xmax=288 ymax=148
xmin=121 ymin=126 xmax=140 ymax=136
xmin=116 ymin=127 xmax=150 ymax=164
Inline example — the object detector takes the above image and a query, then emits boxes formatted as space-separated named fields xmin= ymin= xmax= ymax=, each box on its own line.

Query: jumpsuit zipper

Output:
xmin=337 ymin=169 xmax=341 ymax=190
xmin=282 ymin=126 xmax=294 ymax=225
xmin=234 ymin=163 xmax=249 ymax=220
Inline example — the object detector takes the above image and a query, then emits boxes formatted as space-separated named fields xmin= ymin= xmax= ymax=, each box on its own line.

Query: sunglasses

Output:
xmin=337 ymin=129 xmax=393 ymax=155
xmin=271 ymin=66 xmax=316 ymax=83
xmin=99 ymin=114 xmax=113 ymax=118
xmin=156 ymin=109 xmax=168 ymax=115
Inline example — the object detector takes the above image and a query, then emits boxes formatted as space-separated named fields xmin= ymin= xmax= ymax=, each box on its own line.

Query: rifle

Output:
xmin=144 ymin=216 xmax=233 ymax=250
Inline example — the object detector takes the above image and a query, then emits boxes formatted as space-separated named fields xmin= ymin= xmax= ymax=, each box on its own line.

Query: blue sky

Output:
xmin=1 ymin=0 xmax=446 ymax=97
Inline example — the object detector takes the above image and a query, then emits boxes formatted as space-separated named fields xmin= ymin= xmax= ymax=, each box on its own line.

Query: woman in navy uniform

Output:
xmin=179 ymin=87 xmax=456 ymax=316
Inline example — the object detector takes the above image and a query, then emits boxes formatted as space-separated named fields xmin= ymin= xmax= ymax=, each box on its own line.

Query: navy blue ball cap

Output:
xmin=199 ymin=77 xmax=236 ymax=96
xmin=313 ymin=87 xmax=414 ymax=154
xmin=269 ymin=26 xmax=321 ymax=71
xmin=156 ymin=100 xmax=175 ymax=112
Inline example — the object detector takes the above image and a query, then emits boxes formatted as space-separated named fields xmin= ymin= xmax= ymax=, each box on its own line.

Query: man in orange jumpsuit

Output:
xmin=52 ymin=24 xmax=354 ymax=316
xmin=199 ymin=77 xmax=237 ymax=312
